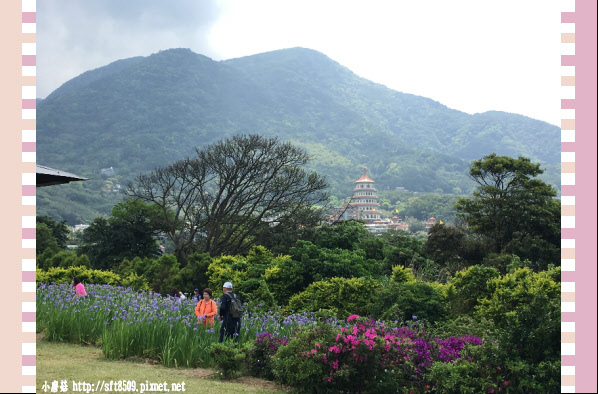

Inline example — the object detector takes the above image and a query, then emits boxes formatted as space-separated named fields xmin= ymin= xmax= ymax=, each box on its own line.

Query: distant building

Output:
xmin=100 ymin=167 xmax=115 ymax=177
xmin=351 ymin=168 xmax=381 ymax=224
xmin=387 ymin=215 xmax=408 ymax=231
xmin=328 ymin=168 xmax=383 ymax=226
xmin=73 ymin=224 xmax=90 ymax=232
xmin=424 ymin=217 xmax=437 ymax=231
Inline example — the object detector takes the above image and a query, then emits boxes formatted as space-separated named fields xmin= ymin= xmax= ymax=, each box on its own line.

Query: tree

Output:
xmin=128 ymin=134 xmax=329 ymax=259
xmin=36 ymin=216 xmax=69 ymax=250
xmin=260 ymin=205 xmax=324 ymax=255
xmin=78 ymin=199 xmax=163 ymax=269
xmin=36 ymin=223 xmax=60 ymax=254
xmin=313 ymin=220 xmax=370 ymax=250
xmin=455 ymin=154 xmax=560 ymax=267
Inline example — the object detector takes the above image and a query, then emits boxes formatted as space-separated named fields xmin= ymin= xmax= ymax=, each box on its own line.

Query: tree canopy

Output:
xmin=78 ymin=199 xmax=163 ymax=269
xmin=127 ymin=134 xmax=329 ymax=260
xmin=455 ymin=154 xmax=560 ymax=268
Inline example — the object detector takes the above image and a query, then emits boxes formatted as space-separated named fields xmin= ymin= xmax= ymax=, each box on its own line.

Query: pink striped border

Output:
xmin=560 ymin=1 xmax=576 ymax=391
xmin=561 ymin=1 xmax=598 ymax=393
xmin=21 ymin=0 xmax=37 ymax=393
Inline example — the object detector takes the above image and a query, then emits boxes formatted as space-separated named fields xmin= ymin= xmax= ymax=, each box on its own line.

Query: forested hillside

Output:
xmin=37 ymin=47 xmax=560 ymax=224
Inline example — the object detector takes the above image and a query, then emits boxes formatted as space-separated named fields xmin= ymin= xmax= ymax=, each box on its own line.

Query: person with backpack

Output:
xmin=218 ymin=281 xmax=243 ymax=342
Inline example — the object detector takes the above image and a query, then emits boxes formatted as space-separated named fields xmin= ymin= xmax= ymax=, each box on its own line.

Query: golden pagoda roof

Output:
xmin=355 ymin=168 xmax=374 ymax=183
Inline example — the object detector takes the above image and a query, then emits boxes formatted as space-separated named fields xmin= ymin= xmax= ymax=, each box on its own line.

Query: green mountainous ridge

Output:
xmin=36 ymin=47 xmax=560 ymax=224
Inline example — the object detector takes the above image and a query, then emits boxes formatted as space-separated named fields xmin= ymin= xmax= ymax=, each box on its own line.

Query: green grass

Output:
xmin=37 ymin=340 xmax=286 ymax=393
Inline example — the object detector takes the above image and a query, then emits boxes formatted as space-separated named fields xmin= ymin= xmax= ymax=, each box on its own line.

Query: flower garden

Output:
xmin=37 ymin=282 xmax=559 ymax=393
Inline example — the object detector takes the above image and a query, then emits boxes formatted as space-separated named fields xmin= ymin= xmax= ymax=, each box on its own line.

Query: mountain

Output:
xmin=36 ymin=47 xmax=561 ymax=224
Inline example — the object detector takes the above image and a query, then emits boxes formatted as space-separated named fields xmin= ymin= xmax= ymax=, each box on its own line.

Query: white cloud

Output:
xmin=38 ymin=0 xmax=560 ymax=125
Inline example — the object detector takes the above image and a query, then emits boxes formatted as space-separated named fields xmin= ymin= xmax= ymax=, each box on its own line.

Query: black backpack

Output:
xmin=225 ymin=293 xmax=244 ymax=318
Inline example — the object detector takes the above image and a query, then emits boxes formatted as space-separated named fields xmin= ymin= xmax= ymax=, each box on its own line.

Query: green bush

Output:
xmin=209 ymin=342 xmax=249 ymax=379
xmin=207 ymin=255 xmax=249 ymax=297
xmin=262 ymin=257 xmax=303 ymax=306
xmin=475 ymin=268 xmax=560 ymax=364
xmin=173 ymin=252 xmax=212 ymax=294
xmin=271 ymin=325 xmax=335 ymax=391
xmin=263 ymin=240 xmax=382 ymax=305
xmin=313 ymin=220 xmax=371 ymax=250
xmin=287 ymin=277 xmax=381 ymax=319
xmin=444 ymin=265 xmax=500 ymax=315
xmin=36 ymin=266 xmax=150 ymax=290
xmin=120 ymin=272 xmax=151 ymax=292
xmin=368 ymin=281 xmax=447 ymax=324
xmin=37 ymin=249 xmax=92 ymax=270
xmin=425 ymin=360 xmax=493 ymax=393
xmin=391 ymin=265 xmax=416 ymax=283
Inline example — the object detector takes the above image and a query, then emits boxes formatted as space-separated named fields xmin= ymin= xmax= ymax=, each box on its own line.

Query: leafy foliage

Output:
xmin=78 ymin=199 xmax=163 ymax=269
xmin=36 ymin=266 xmax=150 ymax=291
xmin=287 ymin=277 xmax=381 ymax=319
xmin=368 ymin=281 xmax=447 ymax=324
xmin=444 ymin=265 xmax=500 ymax=315
xmin=209 ymin=342 xmax=250 ymax=379
xmin=36 ymin=216 xmax=70 ymax=250
xmin=455 ymin=154 xmax=560 ymax=269
xmin=475 ymin=268 xmax=560 ymax=364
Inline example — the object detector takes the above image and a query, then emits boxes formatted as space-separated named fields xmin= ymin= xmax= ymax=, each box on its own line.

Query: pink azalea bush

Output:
xmin=272 ymin=316 xmax=483 ymax=393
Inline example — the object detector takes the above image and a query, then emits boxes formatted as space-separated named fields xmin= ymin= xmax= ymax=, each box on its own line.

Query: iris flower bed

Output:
xmin=36 ymin=283 xmax=322 ymax=367
xmin=37 ymin=283 xmax=557 ymax=392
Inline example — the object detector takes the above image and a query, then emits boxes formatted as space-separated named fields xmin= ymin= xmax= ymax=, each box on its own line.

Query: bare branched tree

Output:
xmin=127 ymin=134 xmax=329 ymax=260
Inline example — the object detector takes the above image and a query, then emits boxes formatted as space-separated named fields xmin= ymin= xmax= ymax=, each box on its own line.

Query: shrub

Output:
xmin=207 ymin=255 xmax=249 ymax=297
xmin=38 ymin=266 xmax=117 ymax=286
xmin=37 ymin=266 xmax=150 ymax=291
xmin=391 ymin=265 xmax=416 ymax=283
xmin=444 ymin=265 xmax=500 ymax=315
xmin=271 ymin=317 xmax=484 ymax=393
xmin=368 ymin=281 xmax=447 ymax=324
xmin=209 ymin=342 xmax=248 ymax=379
xmin=247 ymin=332 xmax=289 ymax=380
xmin=287 ymin=277 xmax=381 ymax=319
xmin=289 ymin=240 xmax=382 ymax=281
xmin=120 ymin=272 xmax=151 ymax=292
xmin=475 ymin=268 xmax=560 ymax=364
xmin=262 ymin=258 xmax=303 ymax=306
xmin=173 ymin=252 xmax=212 ymax=294
xmin=271 ymin=325 xmax=336 ymax=391
xmin=483 ymin=253 xmax=525 ymax=275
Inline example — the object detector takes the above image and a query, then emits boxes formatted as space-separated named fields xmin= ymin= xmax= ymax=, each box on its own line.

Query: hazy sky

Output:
xmin=38 ymin=0 xmax=561 ymax=125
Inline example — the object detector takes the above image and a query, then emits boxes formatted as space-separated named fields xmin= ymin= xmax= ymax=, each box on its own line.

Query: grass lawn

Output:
xmin=37 ymin=339 xmax=286 ymax=393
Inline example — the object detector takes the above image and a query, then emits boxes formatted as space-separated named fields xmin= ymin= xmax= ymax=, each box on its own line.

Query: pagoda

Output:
xmin=351 ymin=168 xmax=381 ymax=223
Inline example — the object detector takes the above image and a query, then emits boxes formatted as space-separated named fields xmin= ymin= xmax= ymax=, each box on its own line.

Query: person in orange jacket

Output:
xmin=195 ymin=288 xmax=217 ymax=327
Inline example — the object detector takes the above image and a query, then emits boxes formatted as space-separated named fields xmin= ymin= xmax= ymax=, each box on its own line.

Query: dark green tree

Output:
xmin=455 ymin=154 xmax=560 ymax=268
xmin=260 ymin=205 xmax=324 ymax=255
xmin=313 ymin=220 xmax=370 ymax=250
xmin=78 ymin=199 xmax=164 ymax=269
xmin=36 ymin=223 xmax=60 ymax=254
xmin=36 ymin=216 xmax=69 ymax=250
